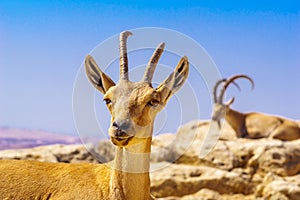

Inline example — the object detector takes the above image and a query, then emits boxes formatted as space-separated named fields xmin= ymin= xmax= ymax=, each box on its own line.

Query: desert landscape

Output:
xmin=1 ymin=120 xmax=299 ymax=200
xmin=0 ymin=128 xmax=81 ymax=150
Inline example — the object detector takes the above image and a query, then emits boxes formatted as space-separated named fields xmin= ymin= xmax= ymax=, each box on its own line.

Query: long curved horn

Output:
xmin=213 ymin=78 xmax=242 ymax=103
xmin=119 ymin=31 xmax=132 ymax=80
xmin=213 ymin=79 xmax=226 ymax=103
xmin=142 ymin=42 xmax=165 ymax=83
xmin=218 ymin=74 xmax=254 ymax=103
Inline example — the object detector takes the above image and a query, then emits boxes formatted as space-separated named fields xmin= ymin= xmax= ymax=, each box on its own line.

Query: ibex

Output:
xmin=212 ymin=74 xmax=300 ymax=141
xmin=0 ymin=31 xmax=189 ymax=199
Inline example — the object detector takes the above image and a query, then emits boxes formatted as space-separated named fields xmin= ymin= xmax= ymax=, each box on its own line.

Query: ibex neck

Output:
xmin=110 ymin=138 xmax=152 ymax=199
xmin=226 ymin=107 xmax=246 ymax=135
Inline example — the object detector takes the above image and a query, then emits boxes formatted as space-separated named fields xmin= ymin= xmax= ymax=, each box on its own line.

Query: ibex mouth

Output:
xmin=111 ymin=136 xmax=133 ymax=147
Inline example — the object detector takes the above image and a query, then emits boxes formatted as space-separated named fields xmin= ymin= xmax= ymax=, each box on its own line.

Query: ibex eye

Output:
xmin=103 ymin=98 xmax=112 ymax=105
xmin=148 ymin=99 xmax=159 ymax=107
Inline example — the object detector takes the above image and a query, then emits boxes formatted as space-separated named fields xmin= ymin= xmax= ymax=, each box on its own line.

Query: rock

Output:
xmin=94 ymin=140 xmax=115 ymax=163
xmin=157 ymin=190 xmax=255 ymax=200
xmin=0 ymin=144 xmax=98 ymax=163
xmin=180 ymin=188 xmax=221 ymax=200
xmin=227 ymin=138 xmax=283 ymax=168
xmin=169 ymin=121 xmax=239 ymax=169
xmin=257 ymin=173 xmax=300 ymax=200
xmin=150 ymin=163 xmax=253 ymax=198
xmin=201 ymin=140 xmax=238 ymax=170
xmin=1 ymin=120 xmax=300 ymax=199
xmin=151 ymin=134 xmax=176 ymax=163
xmin=257 ymin=139 xmax=300 ymax=176
xmin=149 ymin=120 xmax=300 ymax=199
xmin=171 ymin=120 xmax=300 ymax=176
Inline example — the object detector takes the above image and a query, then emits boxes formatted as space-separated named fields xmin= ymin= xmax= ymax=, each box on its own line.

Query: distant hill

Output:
xmin=0 ymin=128 xmax=81 ymax=150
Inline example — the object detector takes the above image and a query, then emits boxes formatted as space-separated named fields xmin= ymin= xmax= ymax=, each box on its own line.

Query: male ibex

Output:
xmin=212 ymin=74 xmax=300 ymax=141
xmin=0 ymin=31 xmax=189 ymax=199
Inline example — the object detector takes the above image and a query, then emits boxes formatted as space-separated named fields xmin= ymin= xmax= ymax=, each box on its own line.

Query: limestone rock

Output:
xmin=256 ymin=139 xmax=300 ymax=176
xmin=151 ymin=134 xmax=176 ymax=163
xmin=256 ymin=173 xmax=300 ymax=200
xmin=157 ymin=189 xmax=221 ymax=200
xmin=169 ymin=121 xmax=238 ymax=169
xmin=0 ymin=144 xmax=98 ymax=163
xmin=150 ymin=163 xmax=253 ymax=198
xmin=1 ymin=119 xmax=300 ymax=199
xmin=180 ymin=189 xmax=221 ymax=200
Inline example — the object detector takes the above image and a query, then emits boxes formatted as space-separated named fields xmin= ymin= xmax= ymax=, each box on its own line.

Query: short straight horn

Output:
xmin=142 ymin=42 xmax=165 ymax=83
xmin=119 ymin=31 xmax=132 ymax=80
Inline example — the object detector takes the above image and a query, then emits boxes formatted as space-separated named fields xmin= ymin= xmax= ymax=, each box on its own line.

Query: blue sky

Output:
xmin=1 ymin=1 xmax=299 ymax=135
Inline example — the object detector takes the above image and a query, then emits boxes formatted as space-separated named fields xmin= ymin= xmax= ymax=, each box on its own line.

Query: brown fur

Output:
xmin=223 ymin=106 xmax=300 ymax=140
xmin=212 ymin=75 xmax=300 ymax=141
xmin=0 ymin=160 xmax=110 ymax=200
xmin=0 ymin=32 xmax=189 ymax=199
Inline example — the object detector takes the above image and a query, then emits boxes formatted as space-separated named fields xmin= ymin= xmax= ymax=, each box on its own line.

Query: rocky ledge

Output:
xmin=0 ymin=121 xmax=299 ymax=200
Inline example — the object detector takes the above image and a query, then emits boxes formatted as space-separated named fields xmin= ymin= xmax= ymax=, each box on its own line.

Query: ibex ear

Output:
xmin=156 ymin=56 xmax=189 ymax=103
xmin=85 ymin=55 xmax=115 ymax=94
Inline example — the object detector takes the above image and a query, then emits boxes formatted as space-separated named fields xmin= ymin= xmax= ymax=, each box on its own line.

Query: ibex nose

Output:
xmin=112 ymin=121 xmax=119 ymax=129
xmin=110 ymin=120 xmax=133 ymax=146
xmin=112 ymin=120 xmax=130 ymax=137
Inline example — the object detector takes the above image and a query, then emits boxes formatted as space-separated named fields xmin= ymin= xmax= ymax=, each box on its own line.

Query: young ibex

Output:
xmin=212 ymin=74 xmax=300 ymax=141
xmin=0 ymin=31 xmax=189 ymax=199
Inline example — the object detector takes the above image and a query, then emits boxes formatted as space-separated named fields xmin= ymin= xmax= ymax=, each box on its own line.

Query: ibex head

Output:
xmin=212 ymin=74 xmax=254 ymax=127
xmin=85 ymin=31 xmax=189 ymax=147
